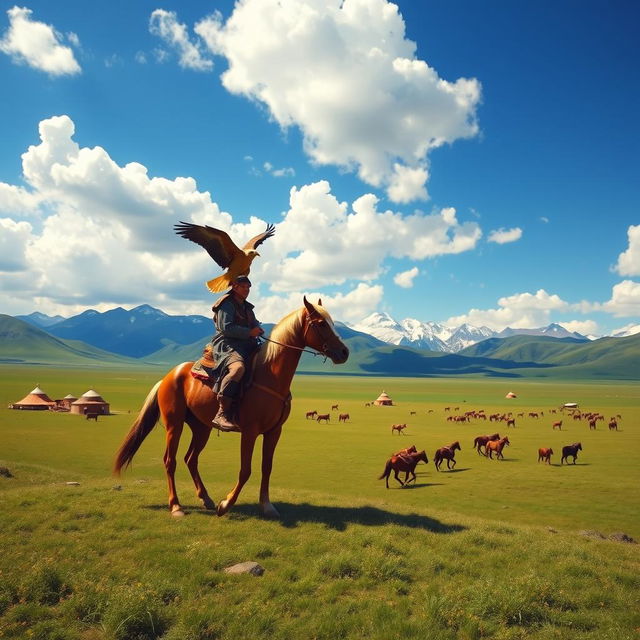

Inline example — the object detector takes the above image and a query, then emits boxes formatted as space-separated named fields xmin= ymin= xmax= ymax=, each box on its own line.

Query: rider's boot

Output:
xmin=213 ymin=382 xmax=241 ymax=432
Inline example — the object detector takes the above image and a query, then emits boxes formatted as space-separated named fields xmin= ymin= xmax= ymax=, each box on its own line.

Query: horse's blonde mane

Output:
xmin=256 ymin=302 xmax=335 ymax=365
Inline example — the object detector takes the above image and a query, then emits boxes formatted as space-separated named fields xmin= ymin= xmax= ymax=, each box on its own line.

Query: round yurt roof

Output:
xmin=63 ymin=394 xmax=77 ymax=400
xmin=81 ymin=389 xmax=102 ymax=398
xmin=505 ymin=392 xmax=517 ymax=398
xmin=375 ymin=390 xmax=392 ymax=401
xmin=14 ymin=389 xmax=55 ymax=405
xmin=30 ymin=386 xmax=48 ymax=396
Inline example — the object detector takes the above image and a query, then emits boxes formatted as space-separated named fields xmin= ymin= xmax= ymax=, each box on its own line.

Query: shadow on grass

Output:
xmin=233 ymin=501 xmax=466 ymax=532
xmin=434 ymin=467 xmax=471 ymax=473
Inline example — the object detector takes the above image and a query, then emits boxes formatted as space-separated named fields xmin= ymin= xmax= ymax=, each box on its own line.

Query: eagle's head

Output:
xmin=246 ymin=249 xmax=260 ymax=259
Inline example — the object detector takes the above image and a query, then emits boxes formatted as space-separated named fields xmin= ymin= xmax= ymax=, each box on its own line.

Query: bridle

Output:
xmin=258 ymin=312 xmax=338 ymax=362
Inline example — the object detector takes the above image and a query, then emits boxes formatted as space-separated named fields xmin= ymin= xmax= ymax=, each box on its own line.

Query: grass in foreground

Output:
xmin=1 ymin=367 xmax=639 ymax=639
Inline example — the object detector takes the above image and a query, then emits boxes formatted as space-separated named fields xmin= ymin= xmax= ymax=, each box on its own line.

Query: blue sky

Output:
xmin=0 ymin=0 xmax=638 ymax=336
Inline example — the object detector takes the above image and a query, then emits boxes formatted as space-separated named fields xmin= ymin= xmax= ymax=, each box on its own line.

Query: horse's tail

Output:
xmin=378 ymin=459 xmax=392 ymax=480
xmin=113 ymin=380 xmax=162 ymax=475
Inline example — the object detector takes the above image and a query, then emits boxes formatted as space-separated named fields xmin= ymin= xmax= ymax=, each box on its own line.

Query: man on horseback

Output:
xmin=211 ymin=275 xmax=264 ymax=432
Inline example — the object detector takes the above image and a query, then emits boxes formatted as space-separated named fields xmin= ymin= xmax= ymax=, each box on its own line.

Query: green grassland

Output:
xmin=1 ymin=365 xmax=639 ymax=639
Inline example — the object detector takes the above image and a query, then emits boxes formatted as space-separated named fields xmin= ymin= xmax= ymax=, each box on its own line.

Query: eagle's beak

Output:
xmin=256 ymin=252 xmax=261 ymax=257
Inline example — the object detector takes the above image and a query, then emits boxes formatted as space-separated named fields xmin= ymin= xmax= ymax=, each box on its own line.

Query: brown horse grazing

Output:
xmin=316 ymin=413 xmax=330 ymax=423
xmin=338 ymin=413 xmax=350 ymax=422
xmin=588 ymin=419 xmax=597 ymax=430
xmin=485 ymin=436 xmax=510 ymax=459
xmin=305 ymin=410 xmax=317 ymax=420
xmin=537 ymin=447 xmax=553 ymax=464
xmin=506 ymin=418 xmax=516 ymax=428
xmin=379 ymin=450 xmax=428 ymax=488
xmin=391 ymin=423 xmax=408 ymax=435
xmin=113 ymin=298 xmax=349 ymax=518
xmin=331 ymin=404 xmax=339 ymax=411
xmin=434 ymin=441 xmax=461 ymax=471
xmin=473 ymin=433 xmax=500 ymax=455
xmin=561 ymin=442 xmax=582 ymax=465
xmin=552 ymin=420 xmax=563 ymax=430
xmin=608 ymin=419 xmax=618 ymax=431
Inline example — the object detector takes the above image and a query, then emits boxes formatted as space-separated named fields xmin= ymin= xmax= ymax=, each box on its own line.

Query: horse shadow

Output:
xmin=206 ymin=501 xmax=467 ymax=533
xmin=437 ymin=467 xmax=471 ymax=473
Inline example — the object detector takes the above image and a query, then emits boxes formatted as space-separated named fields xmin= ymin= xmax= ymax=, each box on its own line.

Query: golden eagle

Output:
xmin=174 ymin=221 xmax=275 ymax=293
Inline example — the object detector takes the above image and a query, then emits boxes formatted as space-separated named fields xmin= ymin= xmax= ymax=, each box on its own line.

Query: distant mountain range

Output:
xmin=349 ymin=311 xmax=592 ymax=352
xmin=4 ymin=306 xmax=640 ymax=380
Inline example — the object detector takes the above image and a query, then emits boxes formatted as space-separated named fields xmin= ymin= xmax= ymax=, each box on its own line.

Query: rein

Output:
xmin=258 ymin=317 xmax=331 ymax=362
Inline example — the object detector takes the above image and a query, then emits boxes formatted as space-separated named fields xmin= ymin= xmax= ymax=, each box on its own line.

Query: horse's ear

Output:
xmin=317 ymin=298 xmax=322 ymax=306
xmin=303 ymin=296 xmax=318 ymax=316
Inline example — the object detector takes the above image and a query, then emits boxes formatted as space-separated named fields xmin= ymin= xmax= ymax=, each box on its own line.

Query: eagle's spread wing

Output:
xmin=242 ymin=223 xmax=276 ymax=251
xmin=174 ymin=222 xmax=242 ymax=269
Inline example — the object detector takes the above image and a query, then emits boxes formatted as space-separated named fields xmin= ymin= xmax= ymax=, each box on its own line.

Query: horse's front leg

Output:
xmin=217 ymin=430 xmax=258 ymax=516
xmin=393 ymin=470 xmax=404 ymax=487
xmin=162 ymin=421 xmax=185 ymax=517
xmin=259 ymin=424 xmax=283 ymax=519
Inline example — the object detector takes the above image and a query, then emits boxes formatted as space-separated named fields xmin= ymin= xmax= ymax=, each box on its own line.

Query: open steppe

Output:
xmin=1 ymin=366 xmax=639 ymax=639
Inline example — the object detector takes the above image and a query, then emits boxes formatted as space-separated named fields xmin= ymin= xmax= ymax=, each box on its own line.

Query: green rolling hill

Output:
xmin=1 ymin=314 xmax=638 ymax=379
xmin=0 ymin=315 xmax=149 ymax=367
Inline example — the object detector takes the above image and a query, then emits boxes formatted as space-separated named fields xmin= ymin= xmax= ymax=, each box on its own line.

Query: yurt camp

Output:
xmin=373 ymin=390 xmax=393 ymax=406
xmin=70 ymin=389 xmax=110 ymax=416
xmin=10 ymin=386 xmax=56 ymax=410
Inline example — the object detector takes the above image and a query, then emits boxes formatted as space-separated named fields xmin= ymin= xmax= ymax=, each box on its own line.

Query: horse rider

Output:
xmin=210 ymin=275 xmax=264 ymax=431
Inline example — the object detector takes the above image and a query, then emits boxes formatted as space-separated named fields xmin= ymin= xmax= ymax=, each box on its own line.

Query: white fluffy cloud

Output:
xmin=252 ymin=183 xmax=481 ymax=291
xmin=0 ymin=6 xmax=80 ymax=75
xmin=614 ymin=224 xmax=640 ymax=276
xmin=558 ymin=320 xmax=599 ymax=336
xmin=393 ymin=266 xmax=419 ymax=288
xmin=149 ymin=9 xmax=213 ymax=72
xmin=600 ymin=280 xmax=640 ymax=317
xmin=446 ymin=289 xmax=570 ymax=330
xmin=487 ymin=227 xmax=522 ymax=244
xmin=195 ymin=0 xmax=480 ymax=202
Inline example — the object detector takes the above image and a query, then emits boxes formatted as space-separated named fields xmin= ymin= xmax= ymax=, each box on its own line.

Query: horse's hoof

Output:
xmin=171 ymin=507 xmax=185 ymax=518
xmin=216 ymin=500 xmax=230 ymax=517
xmin=202 ymin=497 xmax=216 ymax=510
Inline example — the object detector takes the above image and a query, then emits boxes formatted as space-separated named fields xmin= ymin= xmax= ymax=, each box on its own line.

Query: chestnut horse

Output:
xmin=561 ymin=442 xmax=582 ymax=465
xmin=434 ymin=441 xmax=461 ymax=471
xmin=473 ymin=433 xmax=499 ymax=455
xmin=338 ymin=413 xmax=350 ymax=422
xmin=113 ymin=298 xmax=349 ymax=518
xmin=379 ymin=450 xmax=428 ymax=488
xmin=537 ymin=447 xmax=553 ymax=464
xmin=305 ymin=410 xmax=317 ymax=420
xmin=391 ymin=423 xmax=408 ymax=435
xmin=485 ymin=436 xmax=510 ymax=459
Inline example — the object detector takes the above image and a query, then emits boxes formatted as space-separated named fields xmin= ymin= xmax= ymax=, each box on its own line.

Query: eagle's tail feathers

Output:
xmin=206 ymin=273 xmax=232 ymax=293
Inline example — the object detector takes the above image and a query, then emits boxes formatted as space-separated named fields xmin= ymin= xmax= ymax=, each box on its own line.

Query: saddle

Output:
xmin=190 ymin=342 xmax=261 ymax=396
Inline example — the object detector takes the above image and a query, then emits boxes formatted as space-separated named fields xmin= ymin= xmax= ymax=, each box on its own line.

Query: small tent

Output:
xmin=373 ymin=390 xmax=393 ymax=406
xmin=70 ymin=389 xmax=110 ymax=416
xmin=11 ymin=385 xmax=56 ymax=410
xmin=505 ymin=392 xmax=517 ymax=399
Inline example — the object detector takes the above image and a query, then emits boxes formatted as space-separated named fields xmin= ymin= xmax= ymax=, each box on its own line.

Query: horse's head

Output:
xmin=502 ymin=436 xmax=510 ymax=446
xmin=576 ymin=442 xmax=582 ymax=450
xmin=452 ymin=441 xmax=461 ymax=451
xmin=303 ymin=297 xmax=349 ymax=364
xmin=418 ymin=450 xmax=429 ymax=464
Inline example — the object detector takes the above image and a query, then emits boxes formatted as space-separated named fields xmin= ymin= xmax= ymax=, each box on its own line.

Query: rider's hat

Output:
xmin=231 ymin=275 xmax=252 ymax=286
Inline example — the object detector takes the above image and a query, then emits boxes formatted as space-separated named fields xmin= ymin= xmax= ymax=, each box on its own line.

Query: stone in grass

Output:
xmin=0 ymin=466 xmax=13 ymax=478
xmin=224 ymin=562 xmax=265 ymax=576
xmin=608 ymin=532 xmax=637 ymax=544
xmin=579 ymin=530 xmax=606 ymax=540
xmin=65 ymin=481 xmax=81 ymax=486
